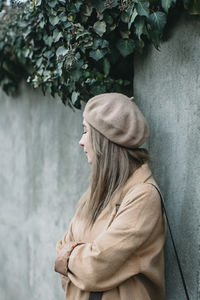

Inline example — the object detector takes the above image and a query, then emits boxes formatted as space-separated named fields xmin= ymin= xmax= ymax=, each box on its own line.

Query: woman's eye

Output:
xmin=82 ymin=131 xmax=87 ymax=134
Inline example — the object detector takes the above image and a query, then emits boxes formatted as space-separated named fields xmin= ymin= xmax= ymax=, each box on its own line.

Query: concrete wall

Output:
xmin=0 ymin=11 xmax=200 ymax=300
xmin=0 ymin=84 xmax=90 ymax=300
xmin=134 ymin=12 xmax=200 ymax=300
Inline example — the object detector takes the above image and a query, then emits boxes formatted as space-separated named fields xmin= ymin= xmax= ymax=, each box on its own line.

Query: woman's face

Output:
xmin=79 ymin=119 xmax=94 ymax=164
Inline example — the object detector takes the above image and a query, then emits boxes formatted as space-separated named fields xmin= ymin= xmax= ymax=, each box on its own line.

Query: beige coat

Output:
xmin=58 ymin=163 xmax=166 ymax=300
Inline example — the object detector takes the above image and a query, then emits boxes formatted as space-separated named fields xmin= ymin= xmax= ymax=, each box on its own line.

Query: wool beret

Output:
xmin=83 ymin=93 xmax=149 ymax=148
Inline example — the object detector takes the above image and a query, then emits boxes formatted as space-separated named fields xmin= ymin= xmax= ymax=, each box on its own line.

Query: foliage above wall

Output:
xmin=0 ymin=0 xmax=199 ymax=108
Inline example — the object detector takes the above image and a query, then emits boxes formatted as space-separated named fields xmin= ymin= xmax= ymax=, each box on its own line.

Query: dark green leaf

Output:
xmin=74 ymin=1 xmax=82 ymax=12
xmin=103 ymin=58 xmax=110 ymax=75
xmin=134 ymin=17 xmax=145 ymax=39
xmin=90 ymin=84 xmax=107 ymax=95
xmin=93 ymin=39 xmax=109 ymax=49
xmin=183 ymin=0 xmax=190 ymax=9
xmin=116 ymin=39 xmax=135 ymax=57
xmin=36 ymin=57 xmax=43 ymax=67
xmin=128 ymin=9 xmax=138 ymax=29
xmin=89 ymin=49 xmax=106 ymax=61
xmin=93 ymin=21 xmax=106 ymax=37
xmin=44 ymin=36 xmax=53 ymax=47
xmin=43 ymin=50 xmax=53 ymax=59
xmin=53 ymin=29 xmax=63 ymax=42
xmin=91 ymin=0 xmax=105 ymax=11
xmin=135 ymin=39 xmax=145 ymax=52
xmin=121 ymin=12 xmax=129 ymax=23
xmin=104 ymin=14 xmax=113 ymax=25
xmin=71 ymin=91 xmax=80 ymax=105
xmin=71 ymin=69 xmax=81 ymax=81
xmin=135 ymin=0 xmax=149 ymax=18
xmin=149 ymin=30 xmax=161 ymax=49
xmin=48 ymin=0 xmax=57 ymax=8
xmin=56 ymin=46 xmax=68 ymax=57
xmin=148 ymin=12 xmax=167 ymax=31
xmin=102 ymin=40 xmax=109 ymax=48
xmin=161 ymin=0 xmax=175 ymax=13
xmin=35 ymin=0 xmax=42 ymax=7
xmin=82 ymin=5 xmax=93 ymax=16
xmin=49 ymin=16 xmax=60 ymax=26
xmin=39 ymin=20 xmax=45 ymax=29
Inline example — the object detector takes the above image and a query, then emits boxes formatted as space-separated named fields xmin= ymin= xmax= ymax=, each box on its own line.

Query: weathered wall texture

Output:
xmin=134 ymin=12 xmax=200 ymax=300
xmin=0 ymin=12 xmax=200 ymax=300
xmin=0 ymin=85 xmax=90 ymax=300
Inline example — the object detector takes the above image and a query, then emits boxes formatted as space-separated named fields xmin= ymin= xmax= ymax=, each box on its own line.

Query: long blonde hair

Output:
xmin=76 ymin=124 xmax=150 ymax=228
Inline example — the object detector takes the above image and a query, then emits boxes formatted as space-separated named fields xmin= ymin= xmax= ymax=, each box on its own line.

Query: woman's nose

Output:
xmin=79 ymin=136 xmax=84 ymax=147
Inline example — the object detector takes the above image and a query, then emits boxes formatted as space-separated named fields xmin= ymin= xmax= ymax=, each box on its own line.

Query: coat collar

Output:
xmin=124 ymin=162 xmax=152 ymax=189
xmin=115 ymin=163 xmax=153 ymax=205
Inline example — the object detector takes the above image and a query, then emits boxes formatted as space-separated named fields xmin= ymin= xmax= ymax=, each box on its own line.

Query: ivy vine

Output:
xmin=0 ymin=0 xmax=199 ymax=108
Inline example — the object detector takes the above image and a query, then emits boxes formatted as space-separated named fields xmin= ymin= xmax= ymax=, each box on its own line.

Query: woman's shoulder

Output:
xmin=120 ymin=181 xmax=162 ymax=211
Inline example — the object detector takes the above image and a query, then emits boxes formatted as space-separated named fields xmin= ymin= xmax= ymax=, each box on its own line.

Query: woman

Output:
xmin=55 ymin=93 xmax=166 ymax=300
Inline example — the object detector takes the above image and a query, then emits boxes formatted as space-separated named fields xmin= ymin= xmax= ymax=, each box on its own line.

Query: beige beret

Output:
xmin=83 ymin=93 xmax=149 ymax=148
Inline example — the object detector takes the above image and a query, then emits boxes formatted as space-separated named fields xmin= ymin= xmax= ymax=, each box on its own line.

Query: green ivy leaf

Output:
xmin=135 ymin=0 xmax=149 ymax=18
xmin=34 ymin=0 xmax=42 ymax=7
xmin=90 ymin=84 xmax=107 ymax=95
xmin=161 ymin=0 xmax=175 ymax=13
xmin=53 ymin=29 xmax=63 ymax=42
xmin=93 ymin=38 xmax=109 ymax=49
xmin=43 ymin=50 xmax=53 ymax=59
xmin=71 ymin=69 xmax=82 ymax=81
xmin=74 ymin=1 xmax=82 ymax=12
xmin=56 ymin=46 xmax=68 ymax=57
xmin=82 ymin=5 xmax=93 ymax=17
xmin=93 ymin=21 xmax=106 ymax=37
xmin=89 ymin=49 xmax=106 ymax=61
xmin=149 ymin=30 xmax=161 ymax=49
xmin=116 ymin=39 xmax=135 ymax=57
xmin=44 ymin=36 xmax=53 ymax=47
xmin=49 ymin=16 xmax=60 ymax=26
xmin=91 ymin=0 xmax=105 ymax=12
xmin=48 ymin=0 xmax=57 ymax=8
xmin=135 ymin=39 xmax=145 ymax=52
xmin=128 ymin=9 xmax=138 ymax=29
xmin=104 ymin=14 xmax=113 ymax=25
xmin=121 ymin=12 xmax=129 ymax=23
xmin=36 ymin=57 xmax=43 ymax=67
xmin=148 ymin=12 xmax=167 ymax=31
xmin=71 ymin=91 xmax=80 ymax=105
xmin=134 ymin=17 xmax=145 ymax=39
xmin=183 ymin=0 xmax=191 ymax=9
xmin=39 ymin=20 xmax=45 ymax=29
xmin=103 ymin=57 xmax=110 ymax=75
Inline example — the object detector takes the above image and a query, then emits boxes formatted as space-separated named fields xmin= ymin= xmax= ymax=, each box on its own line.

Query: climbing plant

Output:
xmin=0 ymin=0 xmax=199 ymax=108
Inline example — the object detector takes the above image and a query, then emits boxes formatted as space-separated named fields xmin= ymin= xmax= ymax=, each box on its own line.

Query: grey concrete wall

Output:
xmin=0 ymin=84 xmax=90 ymax=300
xmin=134 ymin=12 xmax=200 ymax=300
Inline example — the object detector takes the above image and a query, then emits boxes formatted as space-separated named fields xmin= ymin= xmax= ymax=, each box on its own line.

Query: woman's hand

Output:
xmin=54 ymin=241 xmax=83 ymax=276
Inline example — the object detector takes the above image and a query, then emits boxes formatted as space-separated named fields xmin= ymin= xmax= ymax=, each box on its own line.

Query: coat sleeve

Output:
xmin=67 ymin=184 xmax=164 ymax=292
xmin=57 ymin=218 xmax=75 ymax=291
xmin=57 ymin=217 xmax=75 ymax=251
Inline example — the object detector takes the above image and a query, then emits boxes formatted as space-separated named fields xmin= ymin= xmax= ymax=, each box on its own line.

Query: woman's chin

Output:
xmin=87 ymin=159 xmax=92 ymax=165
